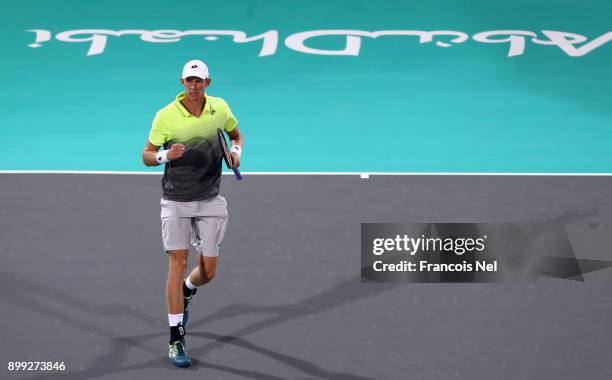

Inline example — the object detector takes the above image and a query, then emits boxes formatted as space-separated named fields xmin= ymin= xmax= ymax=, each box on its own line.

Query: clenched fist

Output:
xmin=167 ymin=144 xmax=185 ymax=161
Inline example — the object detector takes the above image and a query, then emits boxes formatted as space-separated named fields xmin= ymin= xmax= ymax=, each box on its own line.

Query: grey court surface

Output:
xmin=1 ymin=174 xmax=612 ymax=380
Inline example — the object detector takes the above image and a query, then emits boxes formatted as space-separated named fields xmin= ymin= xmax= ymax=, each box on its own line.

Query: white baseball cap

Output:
xmin=181 ymin=59 xmax=209 ymax=79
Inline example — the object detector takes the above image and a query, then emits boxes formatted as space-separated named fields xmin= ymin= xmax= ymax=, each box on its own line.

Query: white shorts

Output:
xmin=160 ymin=195 xmax=229 ymax=257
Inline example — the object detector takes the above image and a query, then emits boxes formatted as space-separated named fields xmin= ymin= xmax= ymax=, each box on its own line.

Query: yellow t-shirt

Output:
xmin=148 ymin=92 xmax=238 ymax=201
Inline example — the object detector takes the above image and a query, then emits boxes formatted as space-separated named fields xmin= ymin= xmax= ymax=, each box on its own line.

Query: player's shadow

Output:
xmin=95 ymin=330 xmax=375 ymax=379
xmin=24 ymin=331 xmax=360 ymax=380
xmin=192 ymin=331 xmax=375 ymax=380
xmin=190 ymin=274 xmax=397 ymax=340
xmin=0 ymin=269 xmax=386 ymax=379
xmin=0 ymin=269 xmax=164 ymax=338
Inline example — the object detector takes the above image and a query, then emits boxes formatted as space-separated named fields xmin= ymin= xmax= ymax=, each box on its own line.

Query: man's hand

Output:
xmin=227 ymin=127 xmax=243 ymax=170
xmin=167 ymin=144 xmax=185 ymax=160
xmin=230 ymin=153 xmax=240 ymax=169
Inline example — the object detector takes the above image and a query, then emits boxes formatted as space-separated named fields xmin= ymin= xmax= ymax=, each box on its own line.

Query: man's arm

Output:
xmin=142 ymin=140 xmax=185 ymax=166
xmin=227 ymin=127 xmax=243 ymax=169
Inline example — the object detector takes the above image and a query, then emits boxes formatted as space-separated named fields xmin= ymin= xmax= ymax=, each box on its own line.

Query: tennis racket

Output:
xmin=217 ymin=128 xmax=243 ymax=180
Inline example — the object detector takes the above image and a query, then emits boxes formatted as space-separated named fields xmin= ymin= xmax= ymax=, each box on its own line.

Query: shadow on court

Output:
xmin=1 ymin=268 xmax=389 ymax=380
xmin=2 ymin=174 xmax=612 ymax=380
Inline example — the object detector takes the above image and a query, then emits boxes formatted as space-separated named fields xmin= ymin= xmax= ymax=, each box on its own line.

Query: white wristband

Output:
xmin=155 ymin=150 xmax=169 ymax=164
xmin=230 ymin=145 xmax=242 ymax=158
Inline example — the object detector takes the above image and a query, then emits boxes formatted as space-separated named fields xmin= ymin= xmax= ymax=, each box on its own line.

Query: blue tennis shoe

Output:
xmin=169 ymin=339 xmax=192 ymax=368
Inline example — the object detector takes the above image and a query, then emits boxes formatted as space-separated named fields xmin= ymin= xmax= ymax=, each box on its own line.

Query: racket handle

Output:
xmin=232 ymin=168 xmax=243 ymax=180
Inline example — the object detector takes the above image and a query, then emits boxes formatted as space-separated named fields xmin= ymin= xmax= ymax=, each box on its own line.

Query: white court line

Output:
xmin=0 ymin=170 xmax=611 ymax=176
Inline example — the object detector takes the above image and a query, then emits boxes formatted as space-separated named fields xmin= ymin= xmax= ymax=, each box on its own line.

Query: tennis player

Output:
xmin=141 ymin=59 xmax=243 ymax=368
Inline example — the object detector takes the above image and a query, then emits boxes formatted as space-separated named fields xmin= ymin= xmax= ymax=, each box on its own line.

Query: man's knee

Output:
xmin=198 ymin=257 xmax=217 ymax=282
xmin=204 ymin=267 xmax=216 ymax=281
xmin=168 ymin=250 xmax=189 ymax=274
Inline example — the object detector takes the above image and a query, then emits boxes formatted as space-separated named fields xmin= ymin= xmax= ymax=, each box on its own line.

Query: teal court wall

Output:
xmin=2 ymin=0 xmax=611 ymax=172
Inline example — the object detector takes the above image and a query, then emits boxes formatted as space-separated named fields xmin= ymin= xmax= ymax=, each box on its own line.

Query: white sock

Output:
xmin=168 ymin=314 xmax=184 ymax=327
xmin=185 ymin=276 xmax=197 ymax=290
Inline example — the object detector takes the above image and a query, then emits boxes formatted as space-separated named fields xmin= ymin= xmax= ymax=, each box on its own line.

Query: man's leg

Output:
xmin=183 ymin=255 xmax=217 ymax=326
xmin=183 ymin=196 xmax=228 ymax=325
xmin=187 ymin=255 xmax=217 ymax=286
xmin=166 ymin=249 xmax=192 ymax=368
xmin=161 ymin=198 xmax=193 ymax=367
xmin=167 ymin=249 xmax=189 ymax=318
